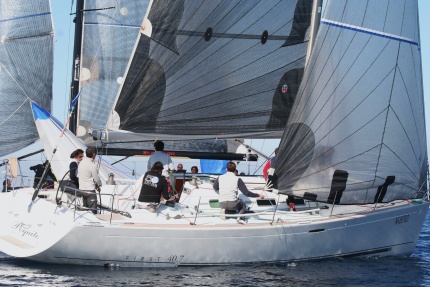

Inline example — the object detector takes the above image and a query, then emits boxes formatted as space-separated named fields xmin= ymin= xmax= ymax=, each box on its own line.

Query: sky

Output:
xmin=2 ymin=1 xmax=430 ymax=184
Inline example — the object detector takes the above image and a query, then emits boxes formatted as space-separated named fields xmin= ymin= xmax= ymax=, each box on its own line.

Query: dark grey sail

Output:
xmin=74 ymin=0 xmax=246 ymax=156
xmin=274 ymin=0 xmax=427 ymax=204
xmin=0 ymin=1 xmax=53 ymax=157
xmin=106 ymin=0 xmax=312 ymax=141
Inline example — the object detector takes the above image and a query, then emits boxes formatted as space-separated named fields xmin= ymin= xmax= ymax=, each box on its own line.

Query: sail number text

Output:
xmin=395 ymin=214 xmax=409 ymax=225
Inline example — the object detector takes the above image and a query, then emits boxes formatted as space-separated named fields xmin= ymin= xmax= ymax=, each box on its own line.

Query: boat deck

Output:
xmin=27 ymin=174 xmax=421 ymax=229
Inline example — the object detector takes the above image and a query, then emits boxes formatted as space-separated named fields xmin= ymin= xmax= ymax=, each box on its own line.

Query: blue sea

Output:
xmin=1 ymin=212 xmax=430 ymax=287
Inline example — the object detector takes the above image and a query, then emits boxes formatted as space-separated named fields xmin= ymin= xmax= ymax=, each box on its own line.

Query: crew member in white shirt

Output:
xmin=147 ymin=140 xmax=174 ymax=177
xmin=78 ymin=147 xmax=102 ymax=214
xmin=213 ymin=162 xmax=264 ymax=224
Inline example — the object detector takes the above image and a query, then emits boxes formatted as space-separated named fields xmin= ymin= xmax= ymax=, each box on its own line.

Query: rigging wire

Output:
xmin=61 ymin=1 xmax=76 ymax=121
xmin=0 ymin=98 xmax=29 ymax=126
xmin=30 ymin=90 xmax=82 ymax=205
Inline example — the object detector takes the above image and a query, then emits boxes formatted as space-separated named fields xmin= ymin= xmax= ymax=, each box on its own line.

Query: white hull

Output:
xmin=0 ymin=186 xmax=427 ymax=267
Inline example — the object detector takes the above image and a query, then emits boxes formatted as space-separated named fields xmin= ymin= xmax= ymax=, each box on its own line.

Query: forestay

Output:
xmin=0 ymin=1 xmax=53 ymax=157
xmin=275 ymin=0 xmax=427 ymax=204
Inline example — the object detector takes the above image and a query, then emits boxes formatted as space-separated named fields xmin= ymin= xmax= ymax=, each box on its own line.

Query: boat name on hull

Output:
xmin=12 ymin=223 xmax=39 ymax=239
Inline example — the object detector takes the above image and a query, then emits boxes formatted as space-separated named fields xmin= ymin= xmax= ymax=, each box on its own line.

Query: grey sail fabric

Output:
xmin=76 ymin=0 xmax=150 ymax=140
xmin=275 ymin=0 xmax=427 ymax=204
xmin=0 ymin=1 xmax=53 ymax=157
xmin=109 ymin=0 xmax=312 ymax=140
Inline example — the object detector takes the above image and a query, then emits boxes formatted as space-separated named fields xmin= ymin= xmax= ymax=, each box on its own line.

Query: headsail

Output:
xmin=75 ymin=0 xmax=150 ymax=140
xmin=102 ymin=0 xmax=313 ymax=141
xmin=0 ymin=1 xmax=53 ymax=157
xmin=72 ymin=1 xmax=241 ymax=156
xmin=275 ymin=0 xmax=427 ymax=204
xmin=31 ymin=102 xmax=130 ymax=183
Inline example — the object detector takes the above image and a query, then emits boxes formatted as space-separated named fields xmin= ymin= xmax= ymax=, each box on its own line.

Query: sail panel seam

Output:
xmin=374 ymin=0 xmax=407 ymax=187
xmin=393 ymin=68 xmax=422 ymax=168
xmin=0 ymin=32 xmax=53 ymax=42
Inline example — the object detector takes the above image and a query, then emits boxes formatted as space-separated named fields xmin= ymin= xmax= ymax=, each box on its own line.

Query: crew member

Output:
xmin=78 ymin=147 xmax=102 ymax=214
xmin=213 ymin=162 xmax=264 ymax=224
xmin=147 ymin=140 xmax=174 ymax=177
xmin=137 ymin=161 xmax=175 ymax=212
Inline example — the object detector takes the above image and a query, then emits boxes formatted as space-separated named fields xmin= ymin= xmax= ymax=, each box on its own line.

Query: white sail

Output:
xmin=275 ymin=0 xmax=427 ymax=204
xmin=31 ymin=102 xmax=130 ymax=183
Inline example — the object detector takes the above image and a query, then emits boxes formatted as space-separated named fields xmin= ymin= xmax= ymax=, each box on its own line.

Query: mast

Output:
xmin=305 ymin=0 xmax=323 ymax=67
xmin=69 ymin=0 xmax=84 ymax=135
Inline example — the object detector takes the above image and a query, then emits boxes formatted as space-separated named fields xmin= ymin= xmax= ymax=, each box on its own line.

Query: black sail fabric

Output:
xmin=115 ymin=37 xmax=164 ymax=133
xmin=0 ymin=1 xmax=53 ymax=157
xmin=75 ymin=1 xmax=246 ymax=154
xmin=111 ymin=0 xmax=312 ymax=139
xmin=275 ymin=0 xmax=427 ymax=204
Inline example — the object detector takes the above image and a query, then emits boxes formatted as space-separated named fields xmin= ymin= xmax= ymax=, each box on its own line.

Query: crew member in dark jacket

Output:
xmin=68 ymin=149 xmax=84 ymax=188
xmin=30 ymin=160 xmax=57 ymax=189
xmin=2 ymin=179 xmax=12 ymax=192
xmin=136 ymin=161 xmax=175 ymax=212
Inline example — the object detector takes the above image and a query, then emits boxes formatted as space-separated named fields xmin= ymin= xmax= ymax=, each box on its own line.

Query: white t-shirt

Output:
xmin=147 ymin=151 xmax=174 ymax=176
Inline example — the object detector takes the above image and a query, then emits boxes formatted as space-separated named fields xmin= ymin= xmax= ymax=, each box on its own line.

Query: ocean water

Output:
xmin=1 ymin=213 xmax=430 ymax=287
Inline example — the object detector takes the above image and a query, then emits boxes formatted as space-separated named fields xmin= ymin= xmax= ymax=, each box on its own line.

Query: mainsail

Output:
xmin=275 ymin=0 xmax=427 ymax=204
xmin=102 ymin=0 xmax=312 ymax=142
xmin=0 ymin=1 xmax=53 ymax=157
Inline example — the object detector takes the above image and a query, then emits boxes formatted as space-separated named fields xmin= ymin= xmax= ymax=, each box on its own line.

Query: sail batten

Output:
xmin=321 ymin=19 xmax=418 ymax=46
xmin=85 ymin=22 xmax=141 ymax=29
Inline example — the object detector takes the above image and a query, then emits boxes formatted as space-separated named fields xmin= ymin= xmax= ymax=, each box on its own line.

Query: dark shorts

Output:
xmin=219 ymin=199 xmax=246 ymax=214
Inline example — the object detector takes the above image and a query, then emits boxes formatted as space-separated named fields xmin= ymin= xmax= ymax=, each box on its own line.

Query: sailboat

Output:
xmin=0 ymin=0 xmax=428 ymax=267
